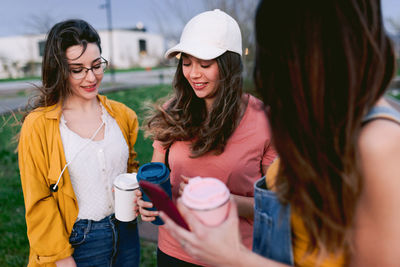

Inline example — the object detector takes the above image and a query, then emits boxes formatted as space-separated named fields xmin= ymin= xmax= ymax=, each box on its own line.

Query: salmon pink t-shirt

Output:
xmin=154 ymin=94 xmax=277 ymax=265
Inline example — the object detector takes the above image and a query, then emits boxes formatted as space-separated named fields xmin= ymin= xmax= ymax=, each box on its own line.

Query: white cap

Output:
xmin=165 ymin=9 xmax=242 ymax=60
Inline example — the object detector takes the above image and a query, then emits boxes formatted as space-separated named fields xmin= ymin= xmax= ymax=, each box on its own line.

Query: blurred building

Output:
xmin=0 ymin=28 xmax=164 ymax=79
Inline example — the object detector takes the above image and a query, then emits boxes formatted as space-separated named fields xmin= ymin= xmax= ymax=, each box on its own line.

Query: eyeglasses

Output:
xmin=69 ymin=58 xmax=108 ymax=80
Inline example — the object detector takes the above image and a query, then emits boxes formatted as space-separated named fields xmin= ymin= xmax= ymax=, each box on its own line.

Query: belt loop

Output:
xmin=109 ymin=213 xmax=116 ymax=224
xmin=84 ymin=220 xmax=92 ymax=235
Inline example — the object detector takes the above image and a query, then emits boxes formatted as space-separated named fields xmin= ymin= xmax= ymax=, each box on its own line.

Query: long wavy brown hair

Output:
xmin=22 ymin=19 xmax=101 ymax=122
xmin=254 ymin=0 xmax=395 ymax=256
xmin=145 ymin=51 xmax=243 ymax=157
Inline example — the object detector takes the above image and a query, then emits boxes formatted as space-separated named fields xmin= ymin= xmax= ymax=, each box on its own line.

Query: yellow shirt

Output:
xmin=18 ymin=95 xmax=139 ymax=266
xmin=266 ymin=159 xmax=345 ymax=266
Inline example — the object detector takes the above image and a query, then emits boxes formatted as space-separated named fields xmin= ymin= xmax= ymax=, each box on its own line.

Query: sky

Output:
xmin=0 ymin=0 xmax=399 ymax=38
xmin=381 ymin=0 xmax=400 ymax=34
xmin=0 ymin=0 xmax=205 ymax=37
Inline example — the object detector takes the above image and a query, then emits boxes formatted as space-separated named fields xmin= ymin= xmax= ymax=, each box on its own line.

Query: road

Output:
xmin=0 ymin=68 xmax=175 ymax=114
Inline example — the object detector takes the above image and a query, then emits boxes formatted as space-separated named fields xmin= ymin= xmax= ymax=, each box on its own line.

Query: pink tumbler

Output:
xmin=181 ymin=177 xmax=230 ymax=227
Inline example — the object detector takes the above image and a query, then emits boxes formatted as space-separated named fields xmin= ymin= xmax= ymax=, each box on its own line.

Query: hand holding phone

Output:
xmin=139 ymin=180 xmax=190 ymax=231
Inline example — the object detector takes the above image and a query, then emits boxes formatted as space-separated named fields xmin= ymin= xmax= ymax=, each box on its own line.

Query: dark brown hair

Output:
xmin=145 ymin=51 xmax=243 ymax=157
xmin=22 ymin=19 xmax=101 ymax=121
xmin=254 ymin=0 xmax=395 ymax=256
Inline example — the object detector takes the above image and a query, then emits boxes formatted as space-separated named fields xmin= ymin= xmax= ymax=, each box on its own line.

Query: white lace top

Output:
xmin=60 ymin=104 xmax=129 ymax=221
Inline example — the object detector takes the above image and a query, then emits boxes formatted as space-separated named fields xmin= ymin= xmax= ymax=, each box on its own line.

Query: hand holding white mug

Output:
xmin=114 ymin=173 xmax=139 ymax=222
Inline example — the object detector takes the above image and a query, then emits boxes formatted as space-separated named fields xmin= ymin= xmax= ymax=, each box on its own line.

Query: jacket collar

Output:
xmin=44 ymin=103 xmax=62 ymax=120
xmin=98 ymin=95 xmax=115 ymax=116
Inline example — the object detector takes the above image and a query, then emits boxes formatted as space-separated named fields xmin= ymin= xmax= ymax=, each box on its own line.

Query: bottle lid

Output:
xmin=137 ymin=162 xmax=170 ymax=184
xmin=182 ymin=177 xmax=230 ymax=210
xmin=113 ymin=173 xmax=139 ymax=190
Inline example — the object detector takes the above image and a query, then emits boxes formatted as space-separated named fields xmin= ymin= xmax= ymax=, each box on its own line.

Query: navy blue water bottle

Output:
xmin=137 ymin=162 xmax=171 ymax=225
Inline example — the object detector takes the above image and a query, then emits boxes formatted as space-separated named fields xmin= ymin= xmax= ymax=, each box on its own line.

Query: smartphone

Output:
xmin=139 ymin=180 xmax=190 ymax=231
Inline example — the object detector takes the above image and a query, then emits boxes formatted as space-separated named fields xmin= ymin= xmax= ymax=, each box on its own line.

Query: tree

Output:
xmin=204 ymin=0 xmax=258 ymax=78
xmin=146 ymin=0 xmax=200 ymax=47
xmin=23 ymin=13 xmax=56 ymax=35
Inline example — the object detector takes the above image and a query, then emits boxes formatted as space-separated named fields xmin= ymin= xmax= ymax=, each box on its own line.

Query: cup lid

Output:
xmin=182 ymin=177 xmax=230 ymax=210
xmin=114 ymin=173 xmax=139 ymax=189
xmin=137 ymin=162 xmax=170 ymax=183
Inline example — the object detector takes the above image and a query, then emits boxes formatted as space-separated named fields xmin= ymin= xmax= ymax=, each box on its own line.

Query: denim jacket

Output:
xmin=252 ymin=177 xmax=293 ymax=265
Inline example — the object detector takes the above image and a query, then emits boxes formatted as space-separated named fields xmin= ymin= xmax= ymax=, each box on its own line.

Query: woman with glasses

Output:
xmin=18 ymin=19 xmax=140 ymax=267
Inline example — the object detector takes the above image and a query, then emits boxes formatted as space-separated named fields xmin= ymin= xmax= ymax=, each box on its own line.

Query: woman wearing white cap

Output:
xmin=137 ymin=9 xmax=277 ymax=267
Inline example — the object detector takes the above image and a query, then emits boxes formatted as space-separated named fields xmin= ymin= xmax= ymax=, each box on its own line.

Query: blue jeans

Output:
xmin=69 ymin=214 xmax=140 ymax=267
xmin=252 ymin=177 xmax=293 ymax=265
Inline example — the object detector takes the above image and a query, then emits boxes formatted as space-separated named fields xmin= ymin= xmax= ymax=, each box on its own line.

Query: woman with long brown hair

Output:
xmin=159 ymin=0 xmax=400 ymax=266
xmin=137 ymin=9 xmax=277 ymax=267
xmin=19 ymin=19 xmax=140 ymax=267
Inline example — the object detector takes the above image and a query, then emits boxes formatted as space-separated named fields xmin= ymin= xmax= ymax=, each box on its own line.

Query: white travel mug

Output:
xmin=113 ymin=173 xmax=139 ymax=222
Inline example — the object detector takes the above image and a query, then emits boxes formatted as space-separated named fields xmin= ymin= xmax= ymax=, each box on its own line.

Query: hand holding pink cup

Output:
xmin=181 ymin=177 xmax=230 ymax=227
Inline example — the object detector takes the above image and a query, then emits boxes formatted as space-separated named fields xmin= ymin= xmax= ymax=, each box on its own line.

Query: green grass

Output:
xmin=388 ymin=88 xmax=400 ymax=100
xmin=397 ymin=60 xmax=400 ymax=76
xmin=0 ymin=113 xmax=28 ymax=266
xmin=112 ymin=66 xmax=167 ymax=73
xmin=0 ymin=77 xmax=40 ymax=83
xmin=0 ymin=84 xmax=171 ymax=266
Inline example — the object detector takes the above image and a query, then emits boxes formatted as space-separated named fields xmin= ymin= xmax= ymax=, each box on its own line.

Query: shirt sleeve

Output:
xmin=262 ymin=139 xmax=278 ymax=167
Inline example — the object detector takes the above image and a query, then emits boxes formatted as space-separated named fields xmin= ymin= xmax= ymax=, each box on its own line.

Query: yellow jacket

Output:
xmin=18 ymin=95 xmax=139 ymax=266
